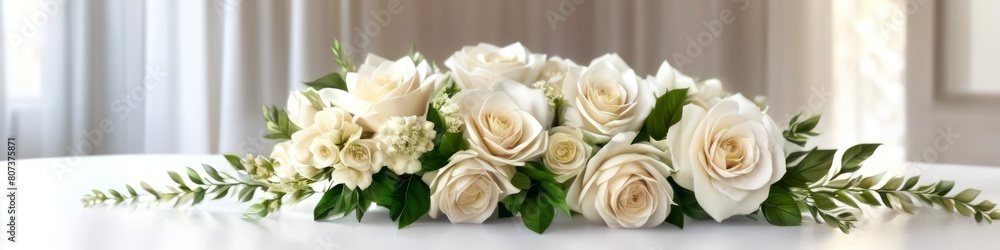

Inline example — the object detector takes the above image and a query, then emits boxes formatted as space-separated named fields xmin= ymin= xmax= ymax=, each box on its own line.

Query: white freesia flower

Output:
xmin=648 ymin=61 xmax=726 ymax=109
xmin=453 ymin=80 xmax=553 ymax=166
xmin=270 ymin=141 xmax=297 ymax=181
xmin=445 ymin=42 xmax=546 ymax=89
xmin=309 ymin=136 xmax=340 ymax=168
xmin=543 ymin=126 xmax=592 ymax=182
xmin=422 ymin=150 xmax=519 ymax=224
xmin=566 ymin=132 xmax=674 ymax=228
xmin=667 ymin=94 xmax=786 ymax=221
xmin=331 ymin=167 xmax=372 ymax=191
xmin=286 ymin=90 xmax=322 ymax=128
xmin=320 ymin=54 xmax=438 ymax=132
xmin=289 ymin=127 xmax=326 ymax=178
xmin=339 ymin=138 xmax=384 ymax=173
xmin=329 ymin=138 xmax=384 ymax=190
xmin=562 ymin=54 xmax=654 ymax=143
xmin=313 ymin=107 xmax=363 ymax=144
xmin=375 ymin=116 xmax=436 ymax=175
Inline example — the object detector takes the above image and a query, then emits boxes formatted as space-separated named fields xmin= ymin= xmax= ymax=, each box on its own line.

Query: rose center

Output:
xmin=721 ymin=139 xmax=744 ymax=169
xmin=554 ymin=141 xmax=577 ymax=163
xmin=617 ymin=181 xmax=650 ymax=213
xmin=478 ymin=51 xmax=518 ymax=64
xmin=457 ymin=180 xmax=486 ymax=206
xmin=488 ymin=115 xmax=512 ymax=135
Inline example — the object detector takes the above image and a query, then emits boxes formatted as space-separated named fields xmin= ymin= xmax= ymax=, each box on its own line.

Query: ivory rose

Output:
xmin=422 ymin=150 xmax=519 ymax=223
xmin=562 ymin=54 xmax=654 ymax=143
xmin=269 ymin=141 xmax=297 ymax=181
xmin=543 ymin=126 xmax=592 ymax=182
xmin=648 ymin=61 xmax=726 ymax=109
xmin=566 ymin=132 xmax=674 ymax=228
xmin=453 ymin=80 xmax=553 ymax=166
xmin=445 ymin=42 xmax=546 ymax=89
xmin=321 ymin=54 xmax=439 ymax=132
xmin=667 ymin=94 xmax=786 ymax=221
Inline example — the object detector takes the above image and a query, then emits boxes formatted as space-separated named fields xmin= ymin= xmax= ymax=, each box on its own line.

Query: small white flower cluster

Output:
xmin=376 ymin=116 xmax=437 ymax=175
xmin=240 ymin=154 xmax=273 ymax=180
xmin=431 ymin=94 xmax=464 ymax=133
xmin=531 ymin=80 xmax=563 ymax=108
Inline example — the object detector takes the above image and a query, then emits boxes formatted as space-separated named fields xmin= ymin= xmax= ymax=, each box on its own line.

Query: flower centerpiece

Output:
xmin=82 ymin=41 xmax=999 ymax=234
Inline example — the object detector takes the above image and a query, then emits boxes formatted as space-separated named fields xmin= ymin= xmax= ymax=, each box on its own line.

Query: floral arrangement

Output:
xmin=82 ymin=41 xmax=999 ymax=233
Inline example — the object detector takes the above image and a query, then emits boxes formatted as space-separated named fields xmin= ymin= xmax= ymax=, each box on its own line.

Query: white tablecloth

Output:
xmin=5 ymin=155 xmax=1000 ymax=250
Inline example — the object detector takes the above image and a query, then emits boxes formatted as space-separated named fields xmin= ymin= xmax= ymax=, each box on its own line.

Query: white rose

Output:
xmin=562 ymin=54 xmax=654 ymax=143
xmin=453 ymin=80 xmax=553 ymax=166
xmin=667 ymin=94 xmax=786 ymax=221
xmin=648 ymin=61 xmax=726 ymax=109
xmin=566 ymin=132 xmax=674 ymax=228
xmin=543 ymin=126 xmax=592 ymax=183
xmin=288 ymin=127 xmax=325 ymax=178
xmin=320 ymin=54 xmax=438 ymax=132
xmin=422 ymin=150 xmax=519 ymax=224
xmin=286 ymin=90 xmax=322 ymax=128
xmin=537 ymin=56 xmax=579 ymax=91
xmin=445 ymin=42 xmax=546 ymax=89
xmin=269 ymin=141 xmax=297 ymax=181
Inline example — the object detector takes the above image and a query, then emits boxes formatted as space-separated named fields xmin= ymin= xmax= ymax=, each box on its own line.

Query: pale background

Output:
xmin=1 ymin=0 xmax=998 ymax=170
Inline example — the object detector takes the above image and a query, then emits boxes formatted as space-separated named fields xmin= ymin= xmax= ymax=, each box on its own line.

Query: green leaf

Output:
xmin=426 ymin=102 xmax=445 ymax=135
xmin=262 ymin=106 xmax=302 ymax=141
xmin=665 ymin=205 xmax=685 ymax=229
xmin=840 ymin=144 xmax=880 ymax=174
xmin=520 ymin=189 xmax=555 ymax=234
xmin=796 ymin=115 xmax=821 ymax=132
xmin=520 ymin=162 xmax=558 ymax=183
xmin=237 ymin=186 xmax=257 ymax=203
xmin=500 ymin=190 xmax=528 ymax=215
xmin=303 ymin=72 xmax=348 ymax=91
xmin=645 ymin=88 xmax=688 ymax=140
xmin=314 ymin=184 xmax=356 ymax=220
xmin=668 ymin=179 xmax=712 ymax=220
xmin=185 ymin=167 xmax=205 ymax=185
xmin=223 ymin=154 xmax=245 ymax=172
xmin=363 ymin=170 xmax=400 ymax=207
xmin=760 ymin=186 xmax=802 ymax=226
xmin=125 ymin=185 xmax=138 ymax=197
xmin=511 ymin=172 xmax=531 ymax=190
xmin=201 ymin=164 xmax=225 ymax=182
xmin=976 ymin=200 xmax=997 ymax=211
xmin=793 ymin=149 xmax=836 ymax=182
xmin=140 ymin=181 xmax=160 ymax=199
xmin=539 ymin=182 xmax=571 ymax=216
xmin=934 ymin=180 xmax=956 ymax=196
xmin=244 ymin=203 xmax=268 ymax=220
xmin=168 ymin=171 xmax=186 ymax=187
xmin=438 ymin=132 xmax=469 ymax=155
xmin=785 ymin=149 xmax=812 ymax=165
xmin=389 ymin=176 xmax=431 ymax=229
xmin=356 ymin=190 xmax=370 ymax=222
xmin=953 ymin=189 xmax=982 ymax=204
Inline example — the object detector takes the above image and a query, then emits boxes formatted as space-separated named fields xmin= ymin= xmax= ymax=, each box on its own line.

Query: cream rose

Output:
xmin=309 ymin=136 xmax=340 ymax=168
xmin=667 ymin=94 xmax=786 ymax=221
xmin=648 ymin=61 xmax=726 ymax=109
xmin=313 ymin=107 xmax=363 ymax=144
xmin=321 ymin=54 xmax=438 ymax=132
xmin=422 ymin=150 xmax=519 ymax=224
xmin=562 ymin=54 xmax=654 ymax=143
xmin=453 ymin=80 xmax=553 ymax=166
xmin=445 ymin=42 xmax=546 ymax=89
xmin=543 ymin=126 xmax=592 ymax=182
xmin=566 ymin=132 xmax=674 ymax=228
xmin=331 ymin=167 xmax=373 ymax=191
xmin=286 ymin=90 xmax=322 ymax=128
xmin=269 ymin=141 xmax=297 ymax=181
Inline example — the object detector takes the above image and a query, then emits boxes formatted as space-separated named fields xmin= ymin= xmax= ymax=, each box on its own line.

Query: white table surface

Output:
xmin=5 ymin=154 xmax=1000 ymax=250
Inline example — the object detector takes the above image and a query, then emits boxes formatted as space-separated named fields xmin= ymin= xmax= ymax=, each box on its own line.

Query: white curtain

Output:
xmin=4 ymin=0 xmax=902 ymax=161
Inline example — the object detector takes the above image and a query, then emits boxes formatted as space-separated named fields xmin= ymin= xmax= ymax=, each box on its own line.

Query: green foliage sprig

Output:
xmin=766 ymin=115 xmax=1000 ymax=233
xmin=499 ymin=161 xmax=571 ymax=234
xmin=262 ymin=105 xmax=301 ymax=141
